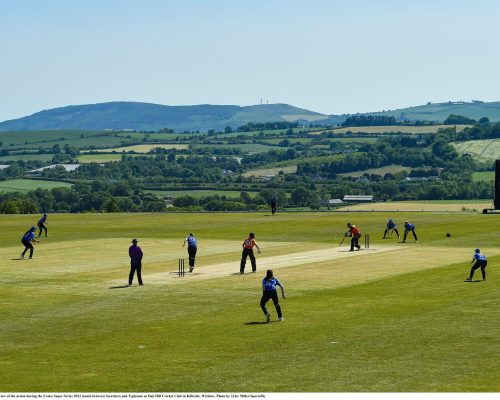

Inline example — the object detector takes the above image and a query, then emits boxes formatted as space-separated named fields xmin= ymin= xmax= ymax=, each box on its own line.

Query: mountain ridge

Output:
xmin=0 ymin=102 xmax=325 ymax=132
xmin=2 ymin=100 xmax=500 ymax=132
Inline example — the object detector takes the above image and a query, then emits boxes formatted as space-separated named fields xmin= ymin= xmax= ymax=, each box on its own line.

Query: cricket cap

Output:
xmin=475 ymin=248 xmax=480 ymax=253
xmin=132 ymin=238 xmax=138 ymax=243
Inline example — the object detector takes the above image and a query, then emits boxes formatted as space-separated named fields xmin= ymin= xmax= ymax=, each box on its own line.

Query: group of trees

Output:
xmin=342 ymin=115 xmax=397 ymax=127
xmin=236 ymin=121 xmax=298 ymax=132
xmin=39 ymin=154 xmax=242 ymax=184
xmin=0 ymin=181 xmax=167 ymax=214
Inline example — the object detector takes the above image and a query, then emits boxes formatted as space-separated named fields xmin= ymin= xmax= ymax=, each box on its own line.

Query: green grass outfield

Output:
xmin=0 ymin=212 xmax=499 ymax=392
xmin=0 ymin=178 xmax=72 ymax=193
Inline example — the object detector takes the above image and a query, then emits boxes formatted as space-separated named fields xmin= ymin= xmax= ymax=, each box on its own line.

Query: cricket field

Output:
xmin=0 ymin=211 xmax=499 ymax=392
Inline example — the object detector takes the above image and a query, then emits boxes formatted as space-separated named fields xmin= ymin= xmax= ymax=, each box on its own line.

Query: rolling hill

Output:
xmin=0 ymin=102 xmax=326 ymax=132
xmin=365 ymin=101 xmax=500 ymax=122
xmin=2 ymin=100 xmax=500 ymax=133
xmin=315 ymin=101 xmax=500 ymax=126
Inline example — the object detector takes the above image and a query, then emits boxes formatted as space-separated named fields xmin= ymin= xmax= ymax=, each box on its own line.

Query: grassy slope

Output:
xmin=369 ymin=101 xmax=500 ymax=122
xmin=331 ymin=124 xmax=471 ymax=134
xmin=453 ymin=139 xmax=500 ymax=163
xmin=0 ymin=212 xmax=499 ymax=392
xmin=0 ymin=178 xmax=72 ymax=193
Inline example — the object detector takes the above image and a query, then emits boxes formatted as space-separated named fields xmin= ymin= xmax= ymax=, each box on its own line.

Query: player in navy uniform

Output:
xmin=270 ymin=195 xmax=277 ymax=215
xmin=383 ymin=218 xmax=400 ymax=239
xmin=128 ymin=238 xmax=144 ymax=285
xmin=183 ymin=232 xmax=198 ymax=273
xmin=21 ymin=226 xmax=39 ymax=259
xmin=260 ymin=269 xmax=285 ymax=322
xmin=402 ymin=221 xmax=418 ymax=242
xmin=37 ymin=213 xmax=49 ymax=237
xmin=467 ymin=248 xmax=487 ymax=281
xmin=240 ymin=232 xmax=261 ymax=274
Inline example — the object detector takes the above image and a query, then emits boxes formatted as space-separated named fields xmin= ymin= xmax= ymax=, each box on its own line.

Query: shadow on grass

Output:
xmin=231 ymin=272 xmax=259 ymax=275
xmin=11 ymin=258 xmax=25 ymax=260
xmin=244 ymin=321 xmax=274 ymax=325
xmin=464 ymin=280 xmax=482 ymax=283
xmin=109 ymin=285 xmax=131 ymax=289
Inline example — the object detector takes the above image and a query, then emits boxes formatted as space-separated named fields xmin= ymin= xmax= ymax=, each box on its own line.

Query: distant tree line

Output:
xmin=342 ymin=115 xmax=397 ymax=127
xmin=236 ymin=121 xmax=298 ymax=132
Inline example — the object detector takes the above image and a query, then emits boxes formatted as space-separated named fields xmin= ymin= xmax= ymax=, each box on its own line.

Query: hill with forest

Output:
xmin=2 ymin=100 xmax=500 ymax=133
xmin=0 ymin=102 xmax=326 ymax=132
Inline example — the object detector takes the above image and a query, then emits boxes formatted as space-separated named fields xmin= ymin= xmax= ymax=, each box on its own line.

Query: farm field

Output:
xmin=0 ymin=178 xmax=72 ymax=193
xmin=341 ymin=164 xmax=412 ymax=177
xmin=453 ymin=139 xmax=500 ymax=162
xmin=328 ymin=124 xmax=471 ymax=135
xmin=0 ymin=153 xmax=54 ymax=162
xmin=0 ymin=130 xmax=126 ymax=151
xmin=82 ymin=143 xmax=189 ymax=153
xmin=0 ymin=212 xmax=499 ymax=392
xmin=144 ymin=189 xmax=258 ymax=199
xmin=338 ymin=200 xmax=491 ymax=212
xmin=78 ymin=153 xmax=146 ymax=163
xmin=473 ymin=171 xmax=495 ymax=182
xmin=191 ymin=143 xmax=277 ymax=153
xmin=242 ymin=165 xmax=297 ymax=177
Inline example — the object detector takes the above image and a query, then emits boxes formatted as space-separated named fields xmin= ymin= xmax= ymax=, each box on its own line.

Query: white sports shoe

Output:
xmin=278 ymin=317 xmax=284 ymax=321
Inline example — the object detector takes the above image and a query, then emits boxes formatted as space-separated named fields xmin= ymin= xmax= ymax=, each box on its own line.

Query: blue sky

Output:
xmin=1 ymin=0 xmax=500 ymax=120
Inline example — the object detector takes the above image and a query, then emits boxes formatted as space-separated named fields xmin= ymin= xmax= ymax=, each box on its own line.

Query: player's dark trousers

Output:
xmin=469 ymin=260 xmax=487 ymax=280
xmin=271 ymin=204 xmax=277 ymax=215
xmin=383 ymin=228 xmax=399 ymax=238
xmin=260 ymin=290 xmax=282 ymax=318
xmin=38 ymin=223 xmax=47 ymax=237
xmin=403 ymin=229 xmax=418 ymax=241
xmin=129 ymin=260 xmax=143 ymax=285
xmin=350 ymin=235 xmax=361 ymax=251
xmin=188 ymin=246 xmax=197 ymax=270
xmin=21 ymin=239 xmax=33 ymax=258
xmin=240 ymin=248 xmax=256 ymax=273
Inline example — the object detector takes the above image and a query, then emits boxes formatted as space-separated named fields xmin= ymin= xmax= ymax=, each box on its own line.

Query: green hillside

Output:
xmin=0 ymin=102 xmax=326 ymax=133
xmin=453 ymin=138 xmax=500 ymax=162
xmin=369 ymin=101 xmax=500 ymax=122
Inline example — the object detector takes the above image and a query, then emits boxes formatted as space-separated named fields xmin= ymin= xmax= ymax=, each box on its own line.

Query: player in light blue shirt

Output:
xmin=260 ymin=269 xmax=285 ymax=322
xmin=466 ymin=249 xmax=487 ymax=281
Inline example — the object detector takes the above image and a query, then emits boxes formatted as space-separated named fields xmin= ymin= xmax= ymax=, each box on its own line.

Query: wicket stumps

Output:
xmin=364 ymin=234 xmax=370 ymax=249
xmin=178 ymin=258 xmax=185 ymax=277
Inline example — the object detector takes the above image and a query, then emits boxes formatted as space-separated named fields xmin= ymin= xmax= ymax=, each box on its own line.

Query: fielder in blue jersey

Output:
xmin=183 ymin=232 xmax=198 ymax=273
xmin=21 ymin=226 xmax=39 ymax=259
xmin=37 ymin=213 xmax=49 ymax=237
xmin=383 ymin=218 xmax=400 ymax=239
xmin=260 ymin=269 xmax=285 ymax=322
xmin=467 ymin=249 xmax=487 ymax=281
xmin=402 ymin=221 xmax=418 ymax=242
